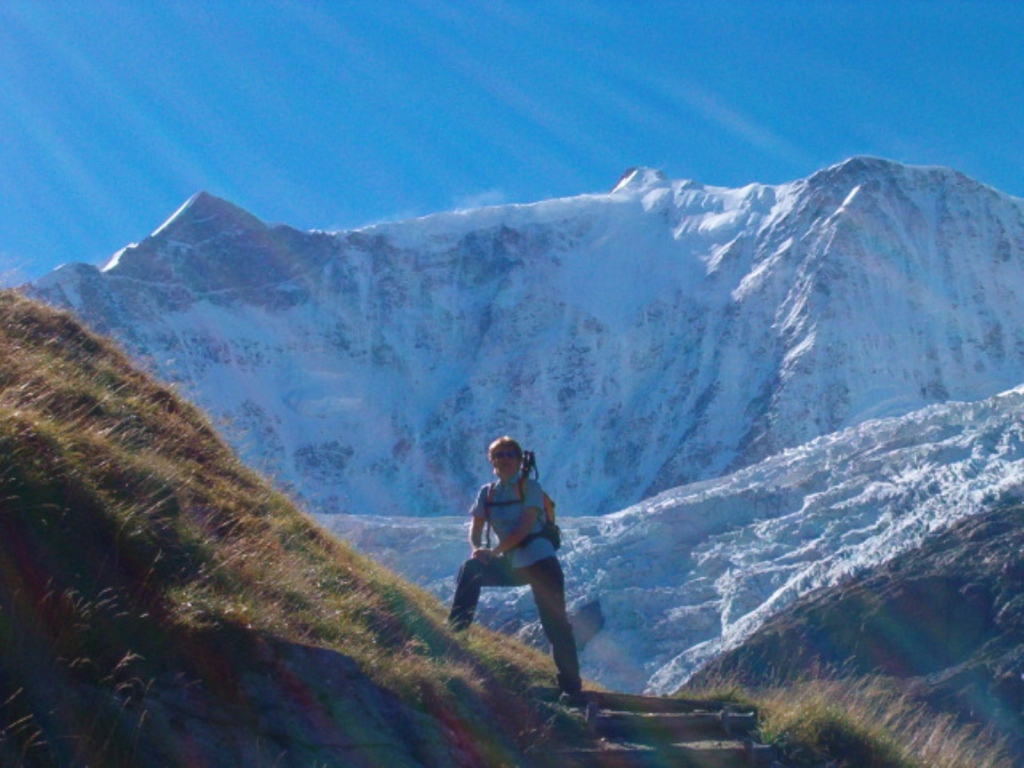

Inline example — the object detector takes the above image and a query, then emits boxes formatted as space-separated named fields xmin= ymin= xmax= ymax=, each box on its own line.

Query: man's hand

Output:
xmin=472 ymin=548 xmax=496 ymax=562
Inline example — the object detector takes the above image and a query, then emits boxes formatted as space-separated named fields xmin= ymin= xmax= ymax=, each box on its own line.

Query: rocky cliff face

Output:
xmin=29 ymin=158 xmax=1024 ymax=520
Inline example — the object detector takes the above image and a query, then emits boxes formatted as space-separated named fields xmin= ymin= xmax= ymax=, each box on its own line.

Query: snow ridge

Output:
xmin=30 ymin=158 xmax=1024 ymax=526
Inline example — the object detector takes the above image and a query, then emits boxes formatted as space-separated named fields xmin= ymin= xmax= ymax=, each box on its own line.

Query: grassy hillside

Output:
xmin=0 ymin=289 xmax=575 ymax=767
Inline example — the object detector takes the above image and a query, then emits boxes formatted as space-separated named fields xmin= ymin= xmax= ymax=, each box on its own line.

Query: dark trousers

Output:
xmin=447 ymin=555 xmax=582 ymax=695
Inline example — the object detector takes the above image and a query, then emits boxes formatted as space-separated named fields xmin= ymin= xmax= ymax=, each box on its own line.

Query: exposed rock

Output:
xmin=691 ymin=503 xmax=1024 ymax=759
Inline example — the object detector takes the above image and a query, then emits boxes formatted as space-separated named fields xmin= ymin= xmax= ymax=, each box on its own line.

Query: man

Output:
xmin=446 ymin=436 xmax=582 ymax=697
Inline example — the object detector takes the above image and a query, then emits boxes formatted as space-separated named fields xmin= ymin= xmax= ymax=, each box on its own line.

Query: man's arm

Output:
xmin=469 ymin=515 xmax=485 ymax=549
xmin=470 ymin=515 xmax=497 ymax=561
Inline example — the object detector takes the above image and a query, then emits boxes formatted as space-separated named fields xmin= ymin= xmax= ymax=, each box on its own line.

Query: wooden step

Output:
xmin=590 ymin=709 xmax=759 ymax=742
xmin=533 ymin=686 xmax=754 ymax=715
xmin=579 ymin=690 xmax=727 ymax=713
xmin=532 ymin=687 xmax=775 ymax=767
xmin=557 ymin=739 xmax=775 ymax=768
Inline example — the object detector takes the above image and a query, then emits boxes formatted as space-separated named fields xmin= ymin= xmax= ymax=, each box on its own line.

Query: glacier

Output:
xmin=322 ymin=386 xmax=1024 ymax=692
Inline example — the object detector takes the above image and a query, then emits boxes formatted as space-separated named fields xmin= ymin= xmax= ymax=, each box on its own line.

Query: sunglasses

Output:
xmin=491 ymin=450 xmax=521 ymax=460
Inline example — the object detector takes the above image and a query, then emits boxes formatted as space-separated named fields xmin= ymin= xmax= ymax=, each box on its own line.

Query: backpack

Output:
xmin=484 ymin=450 xmax=562 ymax=551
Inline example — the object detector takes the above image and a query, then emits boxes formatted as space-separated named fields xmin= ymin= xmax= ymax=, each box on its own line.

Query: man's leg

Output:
xmin=447 ymin=556 xmax=516 ymax=631
xmin=522 ymin=557 xmax=582 ymax=695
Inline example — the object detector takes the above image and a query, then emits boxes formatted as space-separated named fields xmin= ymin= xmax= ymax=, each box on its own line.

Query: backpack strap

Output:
xmin=483 ymin=482 xmax=496 ymax=548
xmin=485 ymin=482 xmax=524 ymax=507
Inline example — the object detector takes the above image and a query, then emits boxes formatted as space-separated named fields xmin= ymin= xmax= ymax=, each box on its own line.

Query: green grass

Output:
xmin=0 ymin=289 xmax=571 ymax=766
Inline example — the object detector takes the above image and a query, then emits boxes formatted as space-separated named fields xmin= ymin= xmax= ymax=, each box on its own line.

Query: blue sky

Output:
xmin=2 ymin=1 xmax=1023 ymax=282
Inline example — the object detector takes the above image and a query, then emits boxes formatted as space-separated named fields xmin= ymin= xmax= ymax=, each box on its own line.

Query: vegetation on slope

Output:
xmin=686 ymin=673 xmax=1012 ymax=768
xmin=0 ymin=290 xmax=573 ymax=767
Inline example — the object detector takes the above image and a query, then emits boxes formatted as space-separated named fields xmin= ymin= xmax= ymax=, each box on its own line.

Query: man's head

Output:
xmin=488 ymin=436 xmax=523 ymax=478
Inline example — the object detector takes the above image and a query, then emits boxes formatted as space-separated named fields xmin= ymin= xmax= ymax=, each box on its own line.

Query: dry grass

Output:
xmin=687 ymin=673 xmax=1013 ymax=768
xmin=0 ymin=289 xmax=568 ymax=766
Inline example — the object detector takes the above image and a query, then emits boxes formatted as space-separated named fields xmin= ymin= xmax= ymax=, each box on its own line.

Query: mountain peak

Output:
xmin=807 ymin=155 xmax=959 ymax=191
xmin=98 ymin=192 xmax=276 ymax=284
xmin=150 ymin=191 xmax=266 ymax=242
xmin=611 ymin=166 xmax=669 ymax=193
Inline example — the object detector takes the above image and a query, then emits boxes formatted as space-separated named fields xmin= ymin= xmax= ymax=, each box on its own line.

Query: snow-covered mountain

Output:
xmin=30 ymin=157 xmax=1024 ymax=523
xmin=27 ymin=157 xmax=1024 ymax=691
xmin=322 ymin=385 xmax=1024 ymax=692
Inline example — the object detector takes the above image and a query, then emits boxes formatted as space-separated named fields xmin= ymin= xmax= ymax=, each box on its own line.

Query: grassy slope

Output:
xmin=685 ymin=673 xmax=1014 ymax=768
xmin=0 ymin=290 xmax=572 ymax=767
